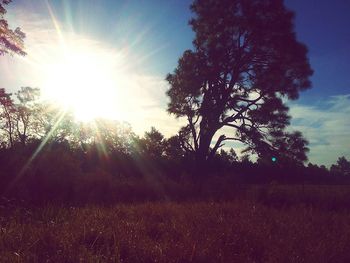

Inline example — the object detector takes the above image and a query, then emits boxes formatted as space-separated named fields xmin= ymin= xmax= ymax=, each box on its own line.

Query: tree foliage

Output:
xmin=166 ymin=0 xmax=313 ymax=165
xmin=0 ymin=87 xmax=41 ymax=147
xmin=14 ymin=87 xmax=40 ymax=146
xmin=138 ymin=127 xmax=166 ymax=160
xmin=0 ymin=88 xmax=15 ymax=147
xmin=0 ymin=0 xmax=26 ymax=56
xmin=331 ymin=157 xmax=350 ymax=176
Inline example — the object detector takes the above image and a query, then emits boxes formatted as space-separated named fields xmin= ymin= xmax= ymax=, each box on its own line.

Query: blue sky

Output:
xmin=2 ymin=0 xmax=349 ymax=166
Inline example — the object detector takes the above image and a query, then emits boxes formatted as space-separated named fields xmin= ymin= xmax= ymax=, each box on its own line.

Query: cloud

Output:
xmin=210 ymin=95 xmax=350 ymax=164
xmin=288 ymin=94 xmax=350 ymax=166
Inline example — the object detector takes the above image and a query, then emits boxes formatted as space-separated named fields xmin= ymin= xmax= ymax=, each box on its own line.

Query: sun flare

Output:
xmin=42 ymin=45 xmax=126 ymax=122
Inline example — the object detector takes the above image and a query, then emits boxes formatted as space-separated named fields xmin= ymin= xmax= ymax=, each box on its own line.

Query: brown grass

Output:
xmin=1 ymin=200 xmax=350 ymax=262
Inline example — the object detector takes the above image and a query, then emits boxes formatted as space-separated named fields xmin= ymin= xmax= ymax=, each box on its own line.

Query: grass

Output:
xmin=1 ymin=200 xmax=350 ymax=262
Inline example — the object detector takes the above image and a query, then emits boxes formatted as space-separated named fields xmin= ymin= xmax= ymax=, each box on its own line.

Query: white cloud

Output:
xmin=289 ymin=94 xmax=350 ymax=166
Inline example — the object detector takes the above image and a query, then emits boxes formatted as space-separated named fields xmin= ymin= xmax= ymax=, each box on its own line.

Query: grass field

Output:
xmin=1 ymin=198 xmax=350 ymax=262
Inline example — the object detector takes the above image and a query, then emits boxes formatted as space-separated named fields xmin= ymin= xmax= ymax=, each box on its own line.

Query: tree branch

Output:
xmin=209 ymin=134 xmax=226 ymax=160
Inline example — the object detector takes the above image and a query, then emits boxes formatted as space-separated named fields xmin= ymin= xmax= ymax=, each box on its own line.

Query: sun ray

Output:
xmin=45 ymin=0 xmax=67 ymax=51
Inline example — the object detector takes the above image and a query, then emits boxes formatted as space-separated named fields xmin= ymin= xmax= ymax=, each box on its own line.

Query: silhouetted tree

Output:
xmin=331 ymin=157 xmax=350 ymax=176
xmin=253 ymin=130 xmax=309 ymax=166
xmin=138 ymin=127 xmax=166 ymax=160
xmin=210 ymin=148 xmax=239 ymax=171
xmin=65 ymin=119 xmax=136 ymax=161
xmin=92 ymin=119 xmax=136 ymax=155
xmin=307 ymin=163 xmax=330 ymax=178
xmin=219 ymin=148 xmax=238 ymax=164
xmin=14 ymin=87 xmax=40 ymax=146
xmin=0 ymin=0 xmax=26 ymax=56
xmin=166 ymin=0 xmax=313 ymax=168
xmin=0 ymin=88 xmax=15 ymax=147
xmin=34 ymin=102 xmax=75 ymax=144
xmin=164 ymin=135 xmax=187 ymax=161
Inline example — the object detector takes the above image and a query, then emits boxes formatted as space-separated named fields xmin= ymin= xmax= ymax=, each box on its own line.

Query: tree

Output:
xmin=164 ymin=135 xmax=187 ymax=161
xmin=14 ymin=87 xmax=40 ymax=146
xmin=34 ymin=102 xmax=75 ymax=144
xmin=91 ymin=119 xmax=136 ymax=155
xmin=0 ymin=0 xmax=26 ymax=56
xmin=216 ymin=148 xmax=238 ymax=166
xmin=166 ymin=0 xmax=313 ymax=168
xmin=330 ymin=156 xmax=350 ymax=176
xmin=254 ymin=130 xmax=309 ymax=166
xmin=0 ymin=88 xmax=15 ymax=147
xmin=138 ymin=127 xmax=166 ymax=160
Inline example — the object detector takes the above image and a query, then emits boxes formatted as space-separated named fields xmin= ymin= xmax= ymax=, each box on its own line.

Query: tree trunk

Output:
xmin=195 ymin=129 xmax=216 ymax=175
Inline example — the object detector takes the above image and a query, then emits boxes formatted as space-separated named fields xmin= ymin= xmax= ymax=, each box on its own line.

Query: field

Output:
xmin=1 ymin=190 xmax=350 ymax=262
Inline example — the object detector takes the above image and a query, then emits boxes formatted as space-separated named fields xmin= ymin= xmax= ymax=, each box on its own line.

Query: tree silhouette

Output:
xmin=331 ymin=157 xmax=350 ymax=176
xmin=164 ymin=135 xmax=189 ymax=165
xmin=0 ymin=0 xmax=26 ymax=56
xmin=138 ymin=127 xmax=166 ymax=160
xmin=14 ymin=87 xmax=40 ymax=146
xmin=0 ymin=88 xmax=15 ymax=147
xmin=35 ymin=102 xmax=75 ymax=144
xmin=166 ymin=0 xmax=313 ymax=168
xmin=252 ymin=130 xmax=309 ymax=166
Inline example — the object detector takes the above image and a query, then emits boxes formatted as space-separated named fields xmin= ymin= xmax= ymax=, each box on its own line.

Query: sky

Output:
xmin=0 ymin=0 xmax=349 ymax=166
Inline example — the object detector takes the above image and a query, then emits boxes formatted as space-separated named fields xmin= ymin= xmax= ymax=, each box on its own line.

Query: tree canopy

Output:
xmin=0 ymin=0 xmax=26 ymax=56
xmin=166 ymin=0 xmax=313 ymax=166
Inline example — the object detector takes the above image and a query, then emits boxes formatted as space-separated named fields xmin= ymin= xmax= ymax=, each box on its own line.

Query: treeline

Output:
xmin=0 ymin=87 xmax=349 ymax=205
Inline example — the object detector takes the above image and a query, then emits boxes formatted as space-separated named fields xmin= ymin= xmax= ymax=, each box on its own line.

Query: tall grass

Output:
xmin=1 ymin=200 xmax=350 ymax=262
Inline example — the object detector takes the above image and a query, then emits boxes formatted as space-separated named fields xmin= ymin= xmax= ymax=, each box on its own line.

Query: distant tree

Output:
xmin=218 ymin=148 xmax=238 ymax=165
xmin=0 ymin=0 xmax=26 ymax=56
xmin=164 ymin=135 xmax=187 ymax=161
xmin=66 ymin=119 xmax=136 ymax=156
xmin=14 ymin=87 xmax=40 ymax=146
xmin=93 ymin=119 xmax=136 ymax=155
xmin=138 ymin=127 xmax=166 ymax=159
xmin=330 ymin=156 xmax=350 ymax=176
xmin=34 ymin=102 xmax=75 ymax=144
xmin=0 ymin=88 xmax=15 ymax=147
xmin=166 ymin=0 xmax=313 ymax=168
xmin=307 ymin=163 xmax=330 ymax=177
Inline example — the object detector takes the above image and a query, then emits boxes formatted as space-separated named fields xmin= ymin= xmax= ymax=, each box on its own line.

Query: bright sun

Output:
xmin=42 ymin=46 xmax=125 ymax=121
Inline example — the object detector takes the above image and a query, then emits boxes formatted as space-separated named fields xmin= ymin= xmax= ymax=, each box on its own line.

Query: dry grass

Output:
xmin=1 ymin=200 xmax=350 ymax=262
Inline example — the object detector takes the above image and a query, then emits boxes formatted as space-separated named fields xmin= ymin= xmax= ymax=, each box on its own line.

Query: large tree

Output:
xmin=166 ymin=0 xmax=313 ymax=166
xmin=0 ymin=0 xmax=26 ymax=56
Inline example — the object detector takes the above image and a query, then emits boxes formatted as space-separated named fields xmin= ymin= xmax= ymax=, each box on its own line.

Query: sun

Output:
xmin=42 ymin=45 xmax=126 ymax=121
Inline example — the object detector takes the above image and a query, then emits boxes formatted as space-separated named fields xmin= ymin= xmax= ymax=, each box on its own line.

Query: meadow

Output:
xmin=1 ymin=184 xmax=350 ymax=262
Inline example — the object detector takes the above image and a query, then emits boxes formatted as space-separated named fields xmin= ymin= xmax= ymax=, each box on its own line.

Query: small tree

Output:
xmin=166 ymin=0 xmax=313 ymax=169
